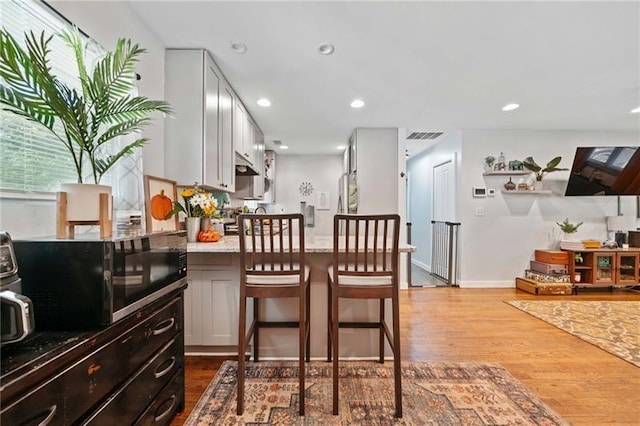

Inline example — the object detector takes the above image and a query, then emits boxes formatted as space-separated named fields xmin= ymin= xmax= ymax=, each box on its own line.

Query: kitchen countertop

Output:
xmin=188 ymin=235 xmax=416 ymax=253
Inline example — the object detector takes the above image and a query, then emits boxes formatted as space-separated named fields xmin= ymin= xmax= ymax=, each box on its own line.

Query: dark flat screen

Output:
xmin=564 ymin=146 xmax=640 ymax=196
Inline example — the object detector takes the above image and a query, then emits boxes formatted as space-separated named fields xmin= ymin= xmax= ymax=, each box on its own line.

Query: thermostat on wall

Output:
xmin=472 ymin=187 xmax=487 ymax=198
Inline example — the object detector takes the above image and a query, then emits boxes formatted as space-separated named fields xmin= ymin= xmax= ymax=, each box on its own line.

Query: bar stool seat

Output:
xmin=237 ymin=213 xmax=310 ymax=416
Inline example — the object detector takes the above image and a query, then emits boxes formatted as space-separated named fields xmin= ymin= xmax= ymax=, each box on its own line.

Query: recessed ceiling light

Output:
xmin=230 ymin=41 xmax=247 ymax=54
xmin=318 ymin=43 xmax=335 ymax=55
xmin=279 ymin=145 xmax=289 ymax=150
xmin=350 ymin=99 xmax=365 ymax=108
xmin=630 ymin=106 xmax=640 ymax=113
xmin=336 ymin=145 xmax=345 ymax=150
xmin=257 ymin=98 xmax=271 ymax=107
xmin=502 ymin=103 xmax=520 ymax=111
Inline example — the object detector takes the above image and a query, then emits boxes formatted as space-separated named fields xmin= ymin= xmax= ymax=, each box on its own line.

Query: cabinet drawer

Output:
xmin=0 ymin=374 xmax=64 ymax=426
xmin=63 ymin=297 xmax=182 ymax=423
xmin=135 ymin=369 xmax=184 ymax=426
xmin=82 ymin=336 xmax=183 ymax=425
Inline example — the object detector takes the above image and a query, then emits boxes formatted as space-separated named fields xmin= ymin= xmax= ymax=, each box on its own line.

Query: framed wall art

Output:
xmin=144 ymin=175 xmax=179 ymax=233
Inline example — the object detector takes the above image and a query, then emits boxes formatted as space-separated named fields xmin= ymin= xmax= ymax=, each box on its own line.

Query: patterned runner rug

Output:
xmin=185 ymin=361 xmax=568 ymax=425
xmin=507 ymin=300 xmax=640 ymax=368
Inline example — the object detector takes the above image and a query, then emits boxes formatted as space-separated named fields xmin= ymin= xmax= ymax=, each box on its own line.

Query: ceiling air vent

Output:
xmin=407 ymin=131 xmax=443 ymax=140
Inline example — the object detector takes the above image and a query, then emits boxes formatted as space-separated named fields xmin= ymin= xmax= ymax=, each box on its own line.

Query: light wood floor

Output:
xmin=171 ymin=287 xmax=640 ymax=425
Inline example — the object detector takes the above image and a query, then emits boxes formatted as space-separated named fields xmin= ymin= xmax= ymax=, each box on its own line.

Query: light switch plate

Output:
xmin=472 ymin=187 xmax=487 ymax=197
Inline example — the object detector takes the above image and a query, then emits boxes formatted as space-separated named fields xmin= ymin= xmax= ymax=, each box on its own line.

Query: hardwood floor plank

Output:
xmin=171 ymin=287 xmax=640 ymax=425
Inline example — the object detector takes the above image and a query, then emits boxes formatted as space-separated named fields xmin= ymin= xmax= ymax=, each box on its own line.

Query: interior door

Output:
xmin=431 ymin=159 xmax=457 ymax=284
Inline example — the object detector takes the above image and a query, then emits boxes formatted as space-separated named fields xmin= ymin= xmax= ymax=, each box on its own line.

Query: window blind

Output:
xmin=0 ymin=0 xmax=103 ymax=192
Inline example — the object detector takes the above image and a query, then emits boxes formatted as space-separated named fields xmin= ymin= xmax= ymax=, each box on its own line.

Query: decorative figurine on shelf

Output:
xmin=494 ymin=152 xmax=506 ymax=171
xmin=483 ymin=156 xmax=496 ymax=172
xmin=508 ymin=160 xmax=524 ymax=171
xmin=504 ymin=177 xmax=516 ymax=190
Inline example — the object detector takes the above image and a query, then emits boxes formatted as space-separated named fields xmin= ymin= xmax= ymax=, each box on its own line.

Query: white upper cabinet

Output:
xmin=164 ymin=49 xmax=234 ymax=191
xmin=234 ymin=100 xmax=254 ymax=166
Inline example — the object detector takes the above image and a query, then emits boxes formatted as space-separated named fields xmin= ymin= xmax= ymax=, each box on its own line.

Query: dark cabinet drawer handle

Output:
xmin=153 ymin=318 xmax=175 ymax=336
xmin=38 ymin=404 xmax=57 ymax=426
xmin=153 ymin=395 xmax=176 ymax=423
xmin=154 ymin=356 xmax=176 ymax=379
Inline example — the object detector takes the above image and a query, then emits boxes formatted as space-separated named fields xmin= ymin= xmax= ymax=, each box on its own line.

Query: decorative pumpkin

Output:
xmin=151 ymin=190 xmax=173 ymax=220
xmin=198 ymin=228 xmax=221 ymax=242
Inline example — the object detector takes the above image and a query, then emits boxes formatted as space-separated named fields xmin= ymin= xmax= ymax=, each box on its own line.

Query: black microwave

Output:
xmin=12 ymin=231 xmax=187 ymax=330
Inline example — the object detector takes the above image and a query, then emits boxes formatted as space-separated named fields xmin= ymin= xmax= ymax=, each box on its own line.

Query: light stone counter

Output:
xmin=188 ymin=235 xmax=416 ymax=253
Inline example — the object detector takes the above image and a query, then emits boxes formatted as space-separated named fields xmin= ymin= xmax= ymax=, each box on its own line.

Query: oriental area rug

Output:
xmin=185 ymin=361 xmax=568 ymax=425
xmin=507 ymin=300 xmax=640 ymax=368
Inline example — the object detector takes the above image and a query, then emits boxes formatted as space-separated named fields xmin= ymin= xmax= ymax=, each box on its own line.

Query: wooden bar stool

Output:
xmin=237 ymin=213 xmax=311 ymax=416
xmin=327 ymin=213 xmax=402 ymax=417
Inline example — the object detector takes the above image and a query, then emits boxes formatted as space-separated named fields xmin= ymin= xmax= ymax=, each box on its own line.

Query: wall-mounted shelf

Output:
xmin=483 ymin=171 xmax=531 ymax=176
xmin=501 ymin=190 xmax=552 ymax=194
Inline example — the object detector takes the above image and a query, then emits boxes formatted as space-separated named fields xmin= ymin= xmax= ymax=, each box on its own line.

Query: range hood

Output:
xmin=235 ymin=153 xmax=259 ymax=176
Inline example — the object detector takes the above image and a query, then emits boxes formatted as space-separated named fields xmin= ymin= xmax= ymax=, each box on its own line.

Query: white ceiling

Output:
xmin=127 ymin=1 xmax=640 ymax=157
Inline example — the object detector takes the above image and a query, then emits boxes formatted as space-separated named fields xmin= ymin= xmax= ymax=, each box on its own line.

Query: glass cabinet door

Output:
xmin=617 ymin=253 xmax=639 ymax=284
xmin=594 ymin=253 xmax=616 ymax=284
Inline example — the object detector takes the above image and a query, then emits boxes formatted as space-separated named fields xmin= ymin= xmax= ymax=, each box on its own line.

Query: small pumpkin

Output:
xmin=150 ymin=190 xmax=173 ymax=220
xmin=198 ymin=228 xmax=221 ymax=242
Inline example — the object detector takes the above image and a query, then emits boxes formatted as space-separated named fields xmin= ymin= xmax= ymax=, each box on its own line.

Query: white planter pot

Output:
xmin=59 ymin=183 xmax=112 ymax=222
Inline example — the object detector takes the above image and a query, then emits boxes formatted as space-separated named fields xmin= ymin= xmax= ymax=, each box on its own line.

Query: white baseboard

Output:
xmin=411 ymin=259 xmax=430 ymax=272
xmin=457 ymin=280 xmax=514 ymax=288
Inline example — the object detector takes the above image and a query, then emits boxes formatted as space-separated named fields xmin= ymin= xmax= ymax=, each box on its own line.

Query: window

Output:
xmin=0 ymin=0 xmax=103 ymax=193
xmin=588 ymin=146 xmax=638 ymax=171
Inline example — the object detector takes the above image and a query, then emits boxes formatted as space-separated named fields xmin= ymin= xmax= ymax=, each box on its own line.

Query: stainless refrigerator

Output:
xmin=337 ymin=172 xmax=358 ymax=215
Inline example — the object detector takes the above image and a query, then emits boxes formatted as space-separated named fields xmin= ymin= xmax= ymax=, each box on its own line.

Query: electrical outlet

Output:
xmin=475 ymin=207 xmax=485 ymax=216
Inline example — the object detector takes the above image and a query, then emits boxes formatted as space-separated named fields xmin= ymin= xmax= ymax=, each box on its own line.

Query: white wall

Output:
xmin=458 ymin=129 xmax=638 ymax=288
xmin=262 ymin=154 xmax=343 ymax=236
xmin=0 ymin=1 xmax=166 ymax=239
xmin=406 ymin=131 xmax=463 ymax=271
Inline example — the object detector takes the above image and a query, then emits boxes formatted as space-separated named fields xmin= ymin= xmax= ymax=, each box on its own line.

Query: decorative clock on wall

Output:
xmin=299 ymin=181 xmax=314 ymax=196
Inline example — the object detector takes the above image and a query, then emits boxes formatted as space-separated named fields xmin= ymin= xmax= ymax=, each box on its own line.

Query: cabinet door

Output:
xmin=253 ymin=128 xmax=265 ymax=199
xmin=204 ymin=54 xmax=222 ymax=189
xmin=616 ymin=252 xmax=639 ymax=284
xmin=234 ymin=101 xmax=252 ymax=164
xmin=201 ymin=270 xmax=239 ymax=346
xmin=183 ymin=270 xmax=203 ymax=346
xmin=219 ymin=80 xmax=235 ymax=192
xmin=594 ymin=253 xmax=616 ymax=284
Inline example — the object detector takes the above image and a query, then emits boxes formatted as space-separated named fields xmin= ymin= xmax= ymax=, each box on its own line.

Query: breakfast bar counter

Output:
xmin=184 ymin=236 xmax=415 ymax=358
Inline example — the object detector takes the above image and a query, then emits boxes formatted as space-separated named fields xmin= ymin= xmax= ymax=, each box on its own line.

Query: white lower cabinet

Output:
xmin=184 ymin=256 xmax=249 ymax=350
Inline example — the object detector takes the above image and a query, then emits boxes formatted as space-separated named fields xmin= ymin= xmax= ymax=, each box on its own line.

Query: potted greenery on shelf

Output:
xmin=557 ymin=218 xmax=583 ymax=239
xmin=0 ymin=27 xmax=171 ymax=222
xmin=522 ymin=156 xmax=568 ymax=181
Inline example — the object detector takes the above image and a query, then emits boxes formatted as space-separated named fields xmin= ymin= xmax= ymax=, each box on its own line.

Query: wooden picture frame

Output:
xmin=144 ymin=175 xmax=179 ymax=233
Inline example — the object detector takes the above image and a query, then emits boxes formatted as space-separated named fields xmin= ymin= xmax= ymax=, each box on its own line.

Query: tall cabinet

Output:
xmin=164 ymin=49 xmax=234 ymax=192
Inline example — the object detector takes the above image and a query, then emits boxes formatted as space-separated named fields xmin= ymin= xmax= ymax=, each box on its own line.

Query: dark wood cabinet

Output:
xmin=0 ymin=288 xmax=185 ymax=425
xmin=565 ymin=248 xmax=640 ymax=291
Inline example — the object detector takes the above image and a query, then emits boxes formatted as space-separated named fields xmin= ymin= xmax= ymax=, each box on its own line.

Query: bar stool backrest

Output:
xmin=238 ymin=213 xmax=306 ymax=285
xmin=332 ymin=214 xmax=400 ymax=285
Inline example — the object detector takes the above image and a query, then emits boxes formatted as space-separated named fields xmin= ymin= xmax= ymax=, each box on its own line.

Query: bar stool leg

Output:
xmin=299 ymin=286 xmax=306 ymax=416
xmin=392 ymin=291 xmax=402 ymax=418
xmin=379 ymin=299 xmax=385 ymax=364
xmin=306 ymin=282 xmax=311 ymax=363
xmin=237 ymin=288 xmax=247 ymax=415
xmin=253 ymin=299 xmax=260 ymax=361
xmin=332 ymin=284 xmax=339 ymax=415
xmin=327 ymin=276 xmax=332 ymax=362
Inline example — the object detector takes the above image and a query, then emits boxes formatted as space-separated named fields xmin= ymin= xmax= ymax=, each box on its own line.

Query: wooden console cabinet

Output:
xmin=565 ymin=248 xmax=640 ymax=291
xmin=0 ymin=288 xmax=186 ymax=425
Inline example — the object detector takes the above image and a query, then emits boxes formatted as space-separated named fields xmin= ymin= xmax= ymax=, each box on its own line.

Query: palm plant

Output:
xmin=0 ymin=28 xmax=171 ymax=184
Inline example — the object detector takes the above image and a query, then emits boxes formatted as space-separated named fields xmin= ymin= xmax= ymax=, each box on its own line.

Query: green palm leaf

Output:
xmin=0 ymin=27 xmax=172 ymax=184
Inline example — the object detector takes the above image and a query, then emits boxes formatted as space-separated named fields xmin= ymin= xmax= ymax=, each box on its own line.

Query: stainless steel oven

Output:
xmin=12 ymin=231 xmax=187 ymax=330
